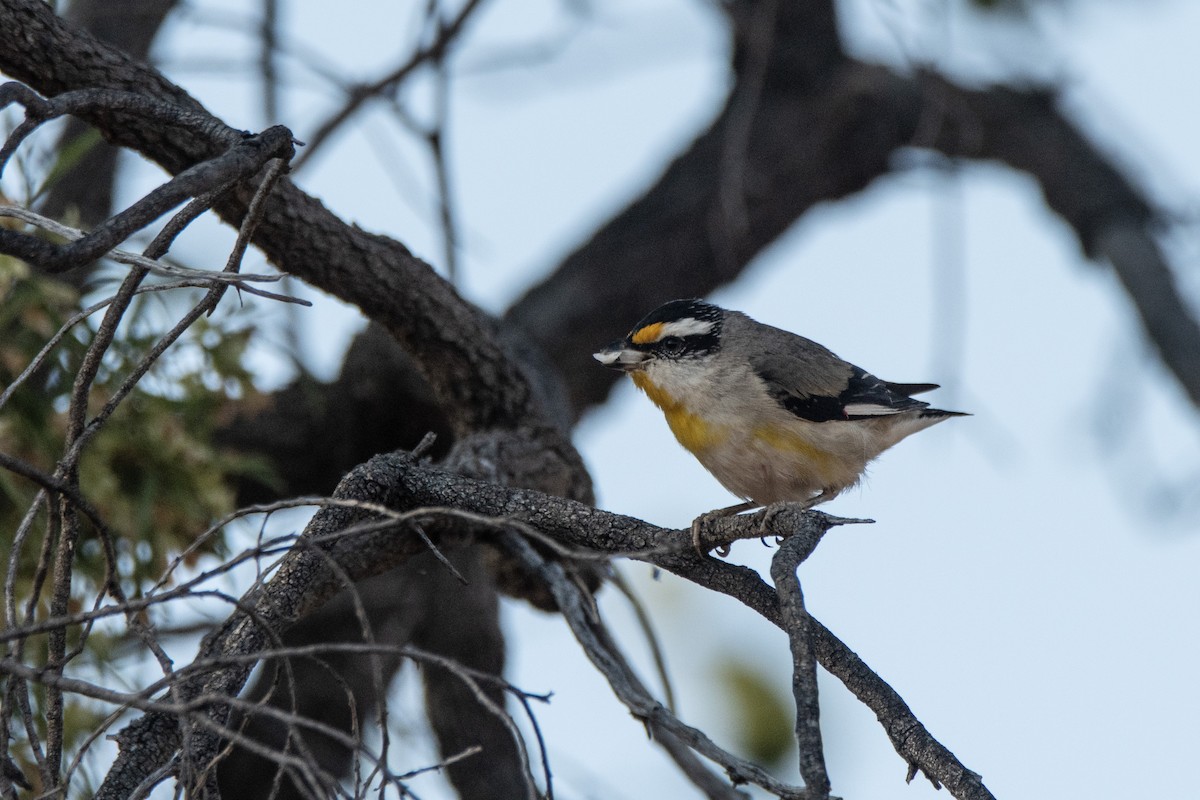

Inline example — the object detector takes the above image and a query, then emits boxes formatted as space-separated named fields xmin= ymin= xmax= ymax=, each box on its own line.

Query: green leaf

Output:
xmin=715 ymin=659 xmax=795 ymax=768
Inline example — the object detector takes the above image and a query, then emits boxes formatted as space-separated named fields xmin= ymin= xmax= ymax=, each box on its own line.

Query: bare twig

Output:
xmin=770 ymin=534 xmax=830 ymax=800
xmin=497 ymin=529 xmax=801 ymax=798
xmin=259 ymin=0 xmax=280 ymax=123
xmin=204 ymin=154 xmax=289 ymax=310
xmin=711 ymin=0 xmax=776 ymax=271
xmin=426 ymin=46 xmax=459 ymax=284
xmin=0 ymin=95 xmax=295 ymax=273
xmin=292 ymin=0 xmax=486 ymax=169
xmin=607 ymin=569 xmax=677 ymax=712
xmin=0 ymin=205 xmax=286 ymax=283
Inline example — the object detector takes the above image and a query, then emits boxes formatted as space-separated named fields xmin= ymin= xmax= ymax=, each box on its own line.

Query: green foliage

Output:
xmin=1 ymin=252 xmax=281 ymax=777
xmin=0 ymin=256 xmax=274 ymax=596
xmin=30 ymin=127 xmax=104 ymax=207
xmin=716 ymin=659 xmax=794 ymax=769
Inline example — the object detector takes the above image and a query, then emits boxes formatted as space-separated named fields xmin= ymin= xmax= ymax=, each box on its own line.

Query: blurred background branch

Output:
xmin=1 ymin=0 xmax=1197 ymax=797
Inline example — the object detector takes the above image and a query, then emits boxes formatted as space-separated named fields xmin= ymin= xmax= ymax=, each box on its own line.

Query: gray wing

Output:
xmin=744 ymin=323 xmax=931 ymax=423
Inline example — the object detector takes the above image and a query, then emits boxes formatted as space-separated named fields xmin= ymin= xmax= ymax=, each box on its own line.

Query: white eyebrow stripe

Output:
xmin=656 ymin=318 xmax=715 ymax=339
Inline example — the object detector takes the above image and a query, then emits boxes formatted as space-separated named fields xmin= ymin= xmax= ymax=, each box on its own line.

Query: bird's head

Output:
xmin=593 ymin=299 xmax=725 ymax=374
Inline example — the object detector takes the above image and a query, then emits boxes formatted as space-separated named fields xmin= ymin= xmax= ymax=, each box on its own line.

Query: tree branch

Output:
xmin=0 ymin=0 xmax=567 ymax=438
xmin=498 ymin=528 xmax=791 ymax=798
xmin=38 ymin=0 xmax=180 ymax=273
xmin=0 ymin=91 xmax=295 ymax=273
xmin=907 ymin=73 xmax=1200 ymax=409
xmin=84 ymin=446 xmax=993 ymax=798
xmin=509 ymin=51 xmax=1200 ymax=420
xmin=292 ymin=0 xmax=487 ymax=170
xmin=770 ymin=534 xmax=830 ymax=800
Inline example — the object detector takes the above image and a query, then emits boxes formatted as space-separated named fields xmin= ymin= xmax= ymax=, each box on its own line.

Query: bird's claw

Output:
xmin=754 ymin=501 xmax=816 ymax=542
xmin=691 ymin=512 xmax=733 ymax=557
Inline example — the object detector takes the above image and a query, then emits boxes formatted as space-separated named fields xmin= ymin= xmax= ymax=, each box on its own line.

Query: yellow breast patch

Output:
xmin=632 ymin=372 xmax=727 ymax=452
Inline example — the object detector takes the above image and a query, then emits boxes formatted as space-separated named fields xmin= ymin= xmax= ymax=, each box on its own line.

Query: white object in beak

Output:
xmin=594 ymin=346 xmax=650 ymax=370
xmin=594 ymin=350 xmax=619 ymax=365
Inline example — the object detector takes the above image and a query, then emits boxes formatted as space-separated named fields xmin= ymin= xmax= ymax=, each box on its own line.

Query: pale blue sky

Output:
xmin=171 ymin=2 xmax=1200 ymax=797
xmin=11 ymin=1 xmax=1198 ymax=796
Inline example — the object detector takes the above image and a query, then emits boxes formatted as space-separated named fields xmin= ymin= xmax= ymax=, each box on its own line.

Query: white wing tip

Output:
xmin=843 ymin=403 xmax=906 ymax=416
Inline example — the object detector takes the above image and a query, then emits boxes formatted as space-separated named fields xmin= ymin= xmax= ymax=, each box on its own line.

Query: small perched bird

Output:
xmin=594 ymin=299 xmax=966 ymax=553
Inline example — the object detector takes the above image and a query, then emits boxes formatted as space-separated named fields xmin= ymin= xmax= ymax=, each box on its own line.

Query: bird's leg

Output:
xmin=756 ymin=489 xmax=837 ymax=542
xmin=690 ymin=501 xmax=759 ymax=557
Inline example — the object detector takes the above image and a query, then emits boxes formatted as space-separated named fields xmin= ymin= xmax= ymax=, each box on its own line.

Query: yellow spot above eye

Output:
xmin=631 ymin=322 xmax=664 ymax=345
xmin=632 ymin=372 xmax=727 ymax=452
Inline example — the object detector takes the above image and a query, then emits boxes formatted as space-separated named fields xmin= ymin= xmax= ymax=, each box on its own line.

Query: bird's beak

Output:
xmin=593 ymin=342 xmax=650 ymax=372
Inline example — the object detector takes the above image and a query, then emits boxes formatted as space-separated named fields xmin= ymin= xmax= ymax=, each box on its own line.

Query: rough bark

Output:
xmin=39 ymin=0 xmax=179 ymax=262
xmin=0 ymin=0 xmax=565 ymax=439
xmin=217 ymin=547 xmax=521 ymax=800
xmin=507 ymin=20 xmax=1198 ymax=418
xmin=1 ymin=1 xmax=1192 ymax=798
xmin=1 ymin=3 xmax=587 ymax=797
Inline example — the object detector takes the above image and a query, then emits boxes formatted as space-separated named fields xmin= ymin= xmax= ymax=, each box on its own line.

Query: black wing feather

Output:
xmin=884 ymin=381 xmax=940 ymax=396
xmin=743 ymin=321 xmax=933 ymax=423
xmin=758 ymin=364 xmax=930 ymax=423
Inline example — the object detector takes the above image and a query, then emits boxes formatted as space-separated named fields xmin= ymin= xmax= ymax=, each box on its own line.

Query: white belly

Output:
xmin=690 ymin=421 xmax=874 ymax=506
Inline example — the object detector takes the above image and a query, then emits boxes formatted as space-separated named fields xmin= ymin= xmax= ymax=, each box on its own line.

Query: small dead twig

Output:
xmin=0 ymin=205 xmax=286 ymax=283
xmin=292 ymin=0 xmax=486 ymax=170
xmin=0 ymin=86 xmax=295 ymax=274
xmin=497 ymin=528 xmax=801 ymax=799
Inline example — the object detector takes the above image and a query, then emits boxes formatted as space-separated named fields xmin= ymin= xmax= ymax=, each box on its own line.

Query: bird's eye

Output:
xmin=660 ymin=336 xmax=686 ymax=356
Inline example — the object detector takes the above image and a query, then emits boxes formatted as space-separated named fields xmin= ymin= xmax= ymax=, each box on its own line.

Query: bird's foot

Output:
xmin=754 ymin=497 xmax=825 ymax=543
xmin=690 ymin=501 xmax=757 ymax=557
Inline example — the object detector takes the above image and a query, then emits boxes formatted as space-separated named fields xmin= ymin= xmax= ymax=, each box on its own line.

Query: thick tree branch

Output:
xmin=0 ymin=89 xmax=294 ymax=272
xmin=0 ymin=0 xmax=564 ymax=438
xmin=38 ymin=0 xmax=180 ymax=285
xmin=91 ymin=446 xmax=992 ymax=798
xmin=509 ymin=48 xmax=1199 ymax=419
xmin=906 ymin=73 xmax=1200 ymax=409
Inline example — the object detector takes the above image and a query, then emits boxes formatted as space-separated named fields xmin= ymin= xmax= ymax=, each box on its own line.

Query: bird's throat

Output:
xmin=631 ymin=372 xmax=727 ymax=452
